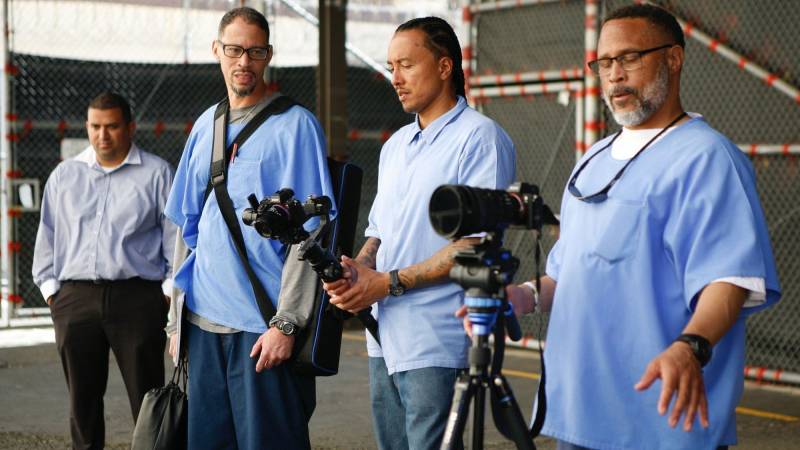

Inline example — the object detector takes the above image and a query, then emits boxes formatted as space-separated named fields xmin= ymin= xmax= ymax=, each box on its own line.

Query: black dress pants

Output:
xmin=50 ymin=278 xmax=167 ymax=450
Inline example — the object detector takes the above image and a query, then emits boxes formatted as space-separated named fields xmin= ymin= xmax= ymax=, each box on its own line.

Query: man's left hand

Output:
xmin=634 ymin=342 xmax=709 ymax=431
xmin=250 ymin=327 xmax=294 ymax=372
xmin=328 ymin=256 xmax=389 ymax=314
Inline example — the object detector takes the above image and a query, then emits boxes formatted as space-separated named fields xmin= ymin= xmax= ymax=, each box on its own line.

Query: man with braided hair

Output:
xmin=324 ymin=16 xmax=516 ymax=450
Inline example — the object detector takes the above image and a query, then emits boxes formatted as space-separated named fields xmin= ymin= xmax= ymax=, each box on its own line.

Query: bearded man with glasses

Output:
xmin=499 ymin=4 xmax=780 ymax=450
xmin=163 ymin=6 xmax=333 ymax=449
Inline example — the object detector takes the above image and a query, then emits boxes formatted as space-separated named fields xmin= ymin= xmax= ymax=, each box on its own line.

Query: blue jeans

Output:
xmin=369 ymin=357 xmax=463 ymax=450
xmin=186 ymin=322 xmax=315 ymax=450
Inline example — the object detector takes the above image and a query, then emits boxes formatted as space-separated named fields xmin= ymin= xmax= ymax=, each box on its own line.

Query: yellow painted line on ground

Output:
xmin=342 ymin=332 xmax=798 ymax=423
xmin=735 ymin=406 xmax=798 ymax=422
xmin=502 ymin=369 xmax=541 ymax=381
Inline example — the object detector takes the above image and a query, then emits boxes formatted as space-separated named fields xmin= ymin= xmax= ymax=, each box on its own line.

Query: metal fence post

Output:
xmin=318 ymin=0 xmax=348 ymax=161
xmin=0 ymin=0 xmax=11 ymax=328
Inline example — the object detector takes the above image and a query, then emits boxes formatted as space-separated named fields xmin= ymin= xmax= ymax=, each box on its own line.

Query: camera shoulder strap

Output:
xmin=204 ymin=95 xmax=298 ymax=204
xmin=529 ymin=354 xmax=546 ymax=437
xmin=529 ymin=241 xmax=547 ymax=439
xmin=208 ymin=95 xmax=299 ymax=323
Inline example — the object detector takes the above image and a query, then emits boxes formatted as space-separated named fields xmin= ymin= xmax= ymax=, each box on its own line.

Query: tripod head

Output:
xmin=450 ymin=231 xmax=522 ymax=341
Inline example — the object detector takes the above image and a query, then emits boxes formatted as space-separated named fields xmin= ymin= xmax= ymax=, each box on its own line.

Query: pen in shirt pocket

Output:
xmin=230 ymin=143 xmax=239 ymax=165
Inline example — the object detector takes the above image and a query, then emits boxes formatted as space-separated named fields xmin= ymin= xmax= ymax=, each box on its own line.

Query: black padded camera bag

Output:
xmin=291 ymin=158 xmax=363 ymax=375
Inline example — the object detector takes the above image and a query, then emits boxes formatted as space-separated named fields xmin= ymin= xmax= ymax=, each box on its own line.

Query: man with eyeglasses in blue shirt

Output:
xmin=32 ymin=91 xmax=176 ymax=450
xmin=495 ymin=4 xmax=780 ymax=450
xmin=164 ymin=7 xmax=333 ymax=450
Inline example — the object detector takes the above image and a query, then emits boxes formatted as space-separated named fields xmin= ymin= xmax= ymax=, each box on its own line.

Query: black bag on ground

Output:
xmin=131 ymin=358 xmax=188 ymax=450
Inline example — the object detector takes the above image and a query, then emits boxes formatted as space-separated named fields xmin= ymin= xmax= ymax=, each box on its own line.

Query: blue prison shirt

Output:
xmin=365 ymin=96 xmax=516 ymax=374
xmin=543 ymin=117 xmax=781 ymax=450
xmin=165 ymin=103 xmax=335 ymax=334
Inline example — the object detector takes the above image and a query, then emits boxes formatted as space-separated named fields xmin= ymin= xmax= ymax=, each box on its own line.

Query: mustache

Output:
xmin=606 ymin=86 xmax=638 ymax=98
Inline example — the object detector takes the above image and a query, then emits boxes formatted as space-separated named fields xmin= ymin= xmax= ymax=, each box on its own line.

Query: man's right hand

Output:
xmin=46 ymin=296 xmax=54 ymax=306
xmin=506 ymin=284 xmax=535 ymax=316
xmin=322 ymin=259 xmax=356 ymax=297
xmin=455 ymin=305 xmax=472 ymax=338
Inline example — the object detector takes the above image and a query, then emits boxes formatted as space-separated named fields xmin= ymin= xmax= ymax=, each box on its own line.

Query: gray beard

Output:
xmin=604 ymin=62 xmax=669 ymax=127
xmin=232 ymin=84 xmax=255 ymax=97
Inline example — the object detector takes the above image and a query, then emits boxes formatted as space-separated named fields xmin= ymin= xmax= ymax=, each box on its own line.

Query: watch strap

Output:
xmin=389 ymin=269 xmax=405 ymax=296
xmin=521 ymin=281 xmax=540 ymax=313
xmin=675 ymin=333 xmax=712 ymax=367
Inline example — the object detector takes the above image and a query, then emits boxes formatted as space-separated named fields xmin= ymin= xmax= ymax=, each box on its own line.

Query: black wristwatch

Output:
xmin=675 ymin=333 xmax=712 ymax=367
xmin=388 ymin=269 xmax=405 ymax=297
xmin=269 ymin=317 xmax=298 ymax=336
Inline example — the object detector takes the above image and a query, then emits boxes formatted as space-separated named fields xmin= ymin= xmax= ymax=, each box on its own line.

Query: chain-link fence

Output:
xmin=2 ymin=0 xmax=413 ymax=318
xmin=469 ymin=0 xmax=800 ymax=377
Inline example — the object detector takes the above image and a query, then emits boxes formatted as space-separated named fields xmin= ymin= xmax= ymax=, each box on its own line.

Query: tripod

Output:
xmin=440 ymin=233 xmax=536 ymax=450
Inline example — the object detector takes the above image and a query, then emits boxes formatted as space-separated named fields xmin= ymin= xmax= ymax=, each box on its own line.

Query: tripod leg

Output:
xmin=490 ymin=374 xmax=536 ymax=450
xmin=440 ymin=373 xmax=475 ymax=450
xmin=471 ymin=382 xmax=485 ymax=450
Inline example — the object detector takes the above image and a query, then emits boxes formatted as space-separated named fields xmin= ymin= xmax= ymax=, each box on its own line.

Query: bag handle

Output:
xmin=170 ymin=356 xmax=188 ymax=391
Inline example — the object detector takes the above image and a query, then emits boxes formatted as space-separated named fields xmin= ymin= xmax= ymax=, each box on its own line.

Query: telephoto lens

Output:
xmin=428 ymin=184 xmax=525 ymax=239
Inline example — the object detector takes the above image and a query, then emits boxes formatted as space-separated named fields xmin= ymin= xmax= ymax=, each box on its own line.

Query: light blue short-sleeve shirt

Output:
xmin=365 ymin=96 xmax=516 ymax=374
xmin=165 ymin=103 xmax=335 ymax=334
xmin=543 ymin=117 xmax=780 ymax=449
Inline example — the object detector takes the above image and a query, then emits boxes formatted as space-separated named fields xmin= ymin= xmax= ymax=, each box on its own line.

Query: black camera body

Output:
xmin=243 ymin=188 xmax=332 ymax=245
xmin=242 ymin=188 xmax=341 ymax=281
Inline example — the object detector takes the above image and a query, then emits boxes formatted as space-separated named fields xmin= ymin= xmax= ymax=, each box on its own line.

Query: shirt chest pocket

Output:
xmin=226 ymin=159 xmax=262 ymax=209
xmin=582 ymin=199 xmax=644 ymax=263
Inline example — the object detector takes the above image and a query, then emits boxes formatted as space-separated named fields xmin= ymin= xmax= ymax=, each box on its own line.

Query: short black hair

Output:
xmin=88 ymin=92 xmax=132 ymax=124
xmin=396 ymin=17 xmax=466 ymax=98
xmin=603 ymin=4 xmax=685 ymax=48
xmin=218 ymin=6 xmax=270 ymax=43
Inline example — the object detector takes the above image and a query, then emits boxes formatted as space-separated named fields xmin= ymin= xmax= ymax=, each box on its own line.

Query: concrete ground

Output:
xmin=1 ymin=329 xmax=798 ymax=449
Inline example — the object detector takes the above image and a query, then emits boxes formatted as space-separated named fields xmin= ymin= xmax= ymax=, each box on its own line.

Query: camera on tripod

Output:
xmin=427 ymin=182 xmax=557 ymax=450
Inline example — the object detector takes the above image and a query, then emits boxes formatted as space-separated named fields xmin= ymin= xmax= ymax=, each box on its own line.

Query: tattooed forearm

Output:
xmin=398 ymin=238 xmax=478 ymax=291
xmin=355 ymin=237 xmax=381 ymax=269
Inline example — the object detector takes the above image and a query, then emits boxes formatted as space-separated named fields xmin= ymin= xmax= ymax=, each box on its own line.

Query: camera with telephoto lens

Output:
xmin=428 ymin=182 xmax=558 ymax=239
xmin=429 ymin=182 xmax=558 ymax=450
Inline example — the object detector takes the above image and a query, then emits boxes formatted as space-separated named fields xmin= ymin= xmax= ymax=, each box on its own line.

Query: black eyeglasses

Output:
xmin=568 ymin=112 xmax=687 ymax=203
xmin=217 ymin=40 xmax=271 ymax=60
xmin=587 ymin=44 xmax=675 ymax=75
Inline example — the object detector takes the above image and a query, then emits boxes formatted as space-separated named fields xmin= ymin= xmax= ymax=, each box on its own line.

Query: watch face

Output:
xmin=389 ymin=285 xmax=404 ymax=296
xmin=281 ymin=322 xmax=296 ymax=335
